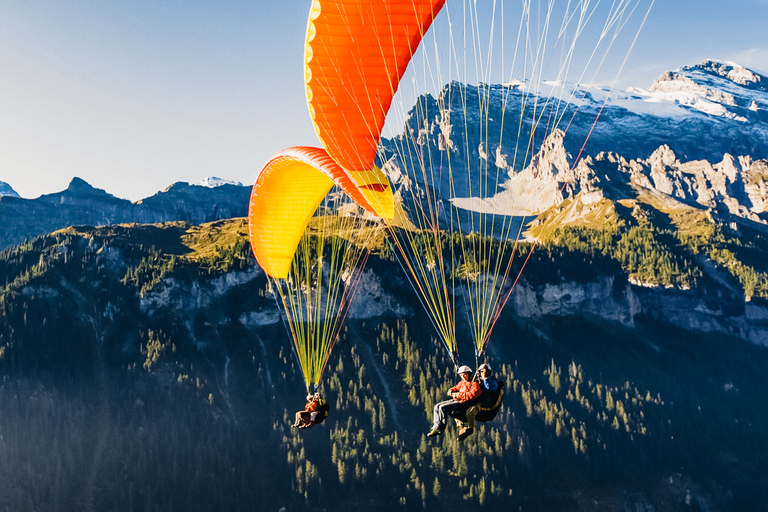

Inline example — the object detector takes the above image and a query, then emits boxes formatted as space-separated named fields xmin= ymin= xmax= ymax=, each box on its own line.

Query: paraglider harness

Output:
xmin=313 ymin=398 xmax=330 ymax=425
xmin=447 ymin=351 xmax=505 ymax=423
xmin=473 ymin=378 xmax=505 ymax=422
xmin=305 ymin=385 xmax=330 ymax=426
xmin=472 ymin=351 xmax=505 ymax=422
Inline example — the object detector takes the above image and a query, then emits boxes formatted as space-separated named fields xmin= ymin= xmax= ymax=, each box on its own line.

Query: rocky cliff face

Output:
xmin=508 ymin=275 xmax=768 ymax=347
xmin=389 ymin=120 xmax=768 ymax=227
xmin=380 ymin=60 xmax=768 ymax=224
xmin=136 ymin=245 xmax=768 ymax=350
xmin=12 ymin=220 xmax=766 ymax=354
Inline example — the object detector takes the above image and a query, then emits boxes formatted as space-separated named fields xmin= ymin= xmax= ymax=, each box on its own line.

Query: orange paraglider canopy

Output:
xmin=304 ymin=0 xmax=446 ymax=173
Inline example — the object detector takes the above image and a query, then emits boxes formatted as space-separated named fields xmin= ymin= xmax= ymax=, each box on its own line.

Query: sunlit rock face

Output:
xmin=379 ymin=61 xmax=768 ymax=230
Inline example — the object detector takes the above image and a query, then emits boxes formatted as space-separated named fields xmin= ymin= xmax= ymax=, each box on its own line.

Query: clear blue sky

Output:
xmin=1 ymin=0 xmax=766 ymax=201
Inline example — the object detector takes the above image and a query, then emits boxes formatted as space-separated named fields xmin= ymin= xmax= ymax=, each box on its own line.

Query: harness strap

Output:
xmin=479 ymin=388 xmax=504 ymax=411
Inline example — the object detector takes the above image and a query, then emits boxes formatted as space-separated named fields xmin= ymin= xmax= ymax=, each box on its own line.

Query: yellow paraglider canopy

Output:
xmin=248 ymin=146 xmax=393 ymax=279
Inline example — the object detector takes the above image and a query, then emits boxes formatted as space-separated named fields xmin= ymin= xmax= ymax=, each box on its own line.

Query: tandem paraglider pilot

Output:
xmin=427 ymin=365 xmax=481 ymax=438
xmin=463 ymin=364 xmax=502 ymax=433
xmin=293 ymin=392 xmax=330 ymax=429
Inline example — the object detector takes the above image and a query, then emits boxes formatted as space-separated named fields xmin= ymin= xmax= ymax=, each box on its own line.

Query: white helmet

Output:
xmin=457 ymin=365 xmax=473 ymax=375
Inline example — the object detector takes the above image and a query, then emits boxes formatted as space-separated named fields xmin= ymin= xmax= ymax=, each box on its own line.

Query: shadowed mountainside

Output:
xmin=0 ymin=219 xmax=766 ymax=510
xmin=0 ymin=178 xmax=250 ymax=251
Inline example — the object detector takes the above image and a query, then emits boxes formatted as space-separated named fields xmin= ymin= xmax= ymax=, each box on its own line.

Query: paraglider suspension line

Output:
xmin=386 ymin=238 xmax=459 ymax=360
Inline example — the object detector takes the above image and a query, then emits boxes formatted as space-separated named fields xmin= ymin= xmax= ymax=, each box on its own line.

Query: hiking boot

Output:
xmin=457 ymin=426 xmax=474 ymax=441
xmin=427 ymin=427 xmax=444 ymax=437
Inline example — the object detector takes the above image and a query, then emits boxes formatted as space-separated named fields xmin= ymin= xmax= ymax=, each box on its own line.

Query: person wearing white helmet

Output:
xmin=427 ymin=365 xmax=481 ymax=437
xmin=293 ymin=392 xmax=329 ymax=429
xmin=461 ymin=363 xmax=501 ymax=440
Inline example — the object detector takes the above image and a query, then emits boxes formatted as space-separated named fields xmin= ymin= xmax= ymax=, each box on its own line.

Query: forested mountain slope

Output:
xmin=0 ymin=218 xmax=766 ymax=511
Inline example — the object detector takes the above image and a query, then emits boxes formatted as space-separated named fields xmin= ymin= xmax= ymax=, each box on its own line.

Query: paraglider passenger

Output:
xmin=293 ymin=392 xmax=329 ymax=429
xmin=461 ymin=363 xmax=500 ymax=440
xmin=427 ymin=365 xmax=481 ymax=437
xmin=293 ymin=394 xmax=316 ymax=428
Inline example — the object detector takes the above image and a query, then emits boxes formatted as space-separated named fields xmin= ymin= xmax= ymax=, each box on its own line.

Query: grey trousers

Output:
xmin=431 ymin=399 xmax=469 ymax=429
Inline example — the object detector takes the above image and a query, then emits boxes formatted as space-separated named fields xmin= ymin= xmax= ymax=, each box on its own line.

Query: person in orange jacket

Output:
xmin=459 ymin=363 xmax=502 ymax=440
xmin=293 ymin=392 xmax=329 ymax=428
xmin=427 ymin=365 xmax=481 ymax=437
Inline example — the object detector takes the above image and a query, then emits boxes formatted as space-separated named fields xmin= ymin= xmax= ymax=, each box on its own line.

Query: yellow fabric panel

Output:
xmin=348 ymin=166 xmax=395 ymax=220
xmin=248 ymin=145 xmax=394 ymax=277
xmin=248 ymin=154 xmax=334 ymax=279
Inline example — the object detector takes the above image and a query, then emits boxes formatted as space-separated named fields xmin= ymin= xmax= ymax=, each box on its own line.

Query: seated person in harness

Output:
xmin=456 ymin=363 xmax=505 ymax=440
xmin=293 ymin=392 xmax=330 ymax=429
xmin=427 ymin=365 xmax=481 ymax=437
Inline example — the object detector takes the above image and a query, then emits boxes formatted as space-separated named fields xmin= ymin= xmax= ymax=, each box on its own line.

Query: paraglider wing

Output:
xmin=246 ymin=0 xmax=452 ymax=395
xmin=248 ymin=145 xmax=387 ymax=391
xmin=248 ymin=146 xmax=389 ymax=279
xmin=305 ymin=0 xmax=445 ymax=211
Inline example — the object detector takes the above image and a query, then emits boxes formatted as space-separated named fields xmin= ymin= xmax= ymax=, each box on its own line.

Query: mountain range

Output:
xmin=3 ymin=59 xmax=766 ymax=252
xmin=2 ymin=60 xmax=768 ymax=511
xmin=380 ymin=59 xmax=768 ymax=211
xmin=374 ymin=61 xmax=768 ymax=342
xmin=0 ymin=181 xmax=19 ymax=198
xmin=0 ymin=177 xmax=250 ymax=251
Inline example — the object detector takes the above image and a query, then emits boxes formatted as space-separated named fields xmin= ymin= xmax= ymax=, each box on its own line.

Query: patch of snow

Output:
xmin=198 ymin=177 xmax=243 ymax=188
xmin=598 ymin=61 xmax=768 ymax=121
xmin=602 ymin=86 xmax=691 ymax=117
xmin=503 ymin=79 xmax=526 ymax=90
xmin=649 ymin=75 xmax=734 ymax=116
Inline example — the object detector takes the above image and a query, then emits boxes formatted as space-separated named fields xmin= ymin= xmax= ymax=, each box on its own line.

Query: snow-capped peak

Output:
xmin=605 ymin=59 xmax=768 ymax=122
xmin=198 ymin=177 xmax=243 ymax=188
xmin=688 ymin=60 xmax=764 ymax=88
